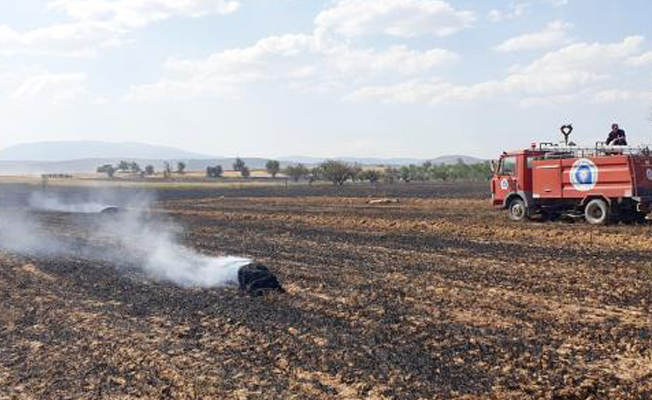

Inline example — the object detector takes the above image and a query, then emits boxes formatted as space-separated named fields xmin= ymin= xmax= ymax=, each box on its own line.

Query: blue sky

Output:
xmin=0 ymin=0 xmax=651 ymax=159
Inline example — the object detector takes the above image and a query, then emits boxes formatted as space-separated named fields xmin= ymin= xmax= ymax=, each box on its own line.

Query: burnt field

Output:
xmin=2 ymin=181 xmax=652 ymax=399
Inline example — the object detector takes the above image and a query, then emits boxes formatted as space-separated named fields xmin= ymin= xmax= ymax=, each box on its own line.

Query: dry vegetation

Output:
xmin=1 ymin=182 xmax=652 ymax=399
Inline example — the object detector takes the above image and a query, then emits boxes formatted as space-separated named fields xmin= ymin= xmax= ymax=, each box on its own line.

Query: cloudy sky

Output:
xmin=0 ymin=0 xmax=651 ymax=159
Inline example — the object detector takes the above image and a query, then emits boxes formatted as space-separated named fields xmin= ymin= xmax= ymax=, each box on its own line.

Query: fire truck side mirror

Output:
xmin=490 ymin=160 xmax=498 ymax=173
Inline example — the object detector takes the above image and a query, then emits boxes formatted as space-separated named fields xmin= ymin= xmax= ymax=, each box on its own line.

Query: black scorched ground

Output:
xmin=1 ymin=182 xmax=652 ymax=399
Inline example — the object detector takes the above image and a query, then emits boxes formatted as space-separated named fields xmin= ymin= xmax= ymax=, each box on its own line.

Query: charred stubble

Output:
xmin=1 ymin=182 xmax=652 ymax=399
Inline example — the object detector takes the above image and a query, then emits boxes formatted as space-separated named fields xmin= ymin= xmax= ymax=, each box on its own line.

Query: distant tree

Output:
xmin=117 ymin=160 xmax=130 ymax=172
xmin=350 ymin=164 xmax=363 ymax=182
xmin=310 ymin=166 xmax=322 ymax=182
xmin=129 ymin=161 xmax=141 ymax=173
xmin=383 ymin=167 xmax=399 ymax=184
xmin=319 ymin=160 xmax=354 ymax=186
xmin=399 ymin=166 xmax=411 ymax=183
xmin=97 ymin=164 xmax=112 ymax=173
xmin=432 ymin=165 xmax=451 ymax=181
xmin=97 ymin=164 xmax=116 ymax=179
xmin=266 ymin=160 xmax=281 ymax=178
xmin=360 ymin=169 xmax=382 ymax=186
xmin=409 ymin=164 xmax=428 ymax=182
xmin=233 ymin=158 xmax=246 ymax=172
xmin=206 ymin=165 xmax=224 ymax=178
xmin=163 ymin=162 xmax=172 ymax=179
xmin=284 ymin=164 xmax=310 ymax=182
xmin=240 ymin=166 xmax=251 ymax=178
xmin=145 ymin=165 xmax=155 ymax=176
xmin=177 ymin=161 xmax=186 ymax=174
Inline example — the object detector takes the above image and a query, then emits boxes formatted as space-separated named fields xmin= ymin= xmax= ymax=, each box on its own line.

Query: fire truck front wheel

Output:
xmin=508 ymin=198 xmax=528 ymax=222
xmin=584 ymin=199 xmax=610 ymax=225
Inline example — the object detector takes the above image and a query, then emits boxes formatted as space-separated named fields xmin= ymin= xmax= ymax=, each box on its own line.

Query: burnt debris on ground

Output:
xmin=238 ymin=263 xmax=285 ymax=296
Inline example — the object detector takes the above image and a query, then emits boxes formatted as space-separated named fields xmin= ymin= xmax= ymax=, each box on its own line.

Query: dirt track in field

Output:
xmin=1 ymin=182 xmax=652 ymax=399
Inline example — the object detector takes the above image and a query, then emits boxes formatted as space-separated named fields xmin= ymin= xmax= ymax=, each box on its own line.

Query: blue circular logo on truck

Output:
xmin=570 ymin=159 xmax=598 ymax=192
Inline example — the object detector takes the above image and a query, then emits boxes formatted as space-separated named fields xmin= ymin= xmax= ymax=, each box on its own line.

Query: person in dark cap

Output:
xmin=606 ymin=123 xmax=627 ymax=146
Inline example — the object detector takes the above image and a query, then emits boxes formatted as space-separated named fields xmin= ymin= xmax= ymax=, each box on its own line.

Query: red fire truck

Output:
xmin=491 ymin=128 xmax=652 ymax=225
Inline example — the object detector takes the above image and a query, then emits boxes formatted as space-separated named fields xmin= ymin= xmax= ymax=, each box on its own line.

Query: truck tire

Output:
xmin=508 ymin=198 xmax=527 ymax=222
xmin=584 ymin=199 xmax=610 ymax=225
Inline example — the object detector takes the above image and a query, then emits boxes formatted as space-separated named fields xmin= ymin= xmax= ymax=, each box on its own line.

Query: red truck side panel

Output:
xmin=561 ymin=156 xmax=633 ymax=199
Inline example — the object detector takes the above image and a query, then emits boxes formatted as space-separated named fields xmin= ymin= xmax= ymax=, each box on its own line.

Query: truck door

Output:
xmin=492 ymin=155 xmax=518 ymax=206
xmin=532 ymin=160 xmax=562 ymax=198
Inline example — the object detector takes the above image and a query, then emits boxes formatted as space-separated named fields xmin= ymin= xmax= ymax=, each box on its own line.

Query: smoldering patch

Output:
xmin=2 ymin=191 xmax=285 ymax=293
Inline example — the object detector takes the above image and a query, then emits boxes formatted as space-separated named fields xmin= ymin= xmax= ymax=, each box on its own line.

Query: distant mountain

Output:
xmin=430 ymin=155 xmax=485 ymax=165
xmin=280 ymin=155 xmax=485 ymax=166
xmin=0 ymin=141 xmax=215 ymax=162
xmin=0 ymin=158 xmax=284 ymax=175
xmin=0 ymin=141 xmax=485 ymax=174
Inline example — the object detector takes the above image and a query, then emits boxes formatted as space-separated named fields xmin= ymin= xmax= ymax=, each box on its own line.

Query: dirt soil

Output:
xmin=1 ymin=182 xmax=652 ymax=399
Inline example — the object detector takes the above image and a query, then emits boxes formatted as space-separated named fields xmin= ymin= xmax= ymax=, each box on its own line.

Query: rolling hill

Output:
xmin=0 ymin=141 xmax=485 ymax=174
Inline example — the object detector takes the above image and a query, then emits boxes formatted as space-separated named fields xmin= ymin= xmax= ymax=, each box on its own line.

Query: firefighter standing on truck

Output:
xmin=606 ymin=123 xmax=627 ymax=145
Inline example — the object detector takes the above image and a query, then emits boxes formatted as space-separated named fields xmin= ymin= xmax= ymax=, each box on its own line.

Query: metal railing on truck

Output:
xmin=536 ymin=142 xmax=652 ymax=160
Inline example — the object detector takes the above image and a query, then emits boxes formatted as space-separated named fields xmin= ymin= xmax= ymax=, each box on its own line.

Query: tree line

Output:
xmin=98 ymin=158 xmax=491 ymax=183
xmin=207 ymin=158 xmax=491 ymax=184
xmin=97 ymin=161 xmax=185 ymax=178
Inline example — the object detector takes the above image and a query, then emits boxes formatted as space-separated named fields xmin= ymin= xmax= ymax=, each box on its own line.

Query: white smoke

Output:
xmin=28 ymin=191 xmax=111 ymax=213
xmin=145 ymin=244 xmax=250 ymax=288
xmin=0 ymin=191 xmax=251 ymax=288
xmin=0 ymin=208 xmax=67 ymax=256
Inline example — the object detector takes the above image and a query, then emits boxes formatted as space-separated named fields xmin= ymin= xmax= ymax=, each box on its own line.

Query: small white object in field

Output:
xmin=367 ymin=198 xmax=401 ymax=205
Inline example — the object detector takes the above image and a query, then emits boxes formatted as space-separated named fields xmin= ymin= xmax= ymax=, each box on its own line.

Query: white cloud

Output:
xmin=626 ymin=50 xmax=652 ymax=67
xmin=487 ymin=3 xmax=528 ymax=23
xmin=314 ymin=0 xmax=475 ymax=38
xmin=0 ymin=0 xmax=240 ymax=56
xmin=519 ymin=92 xmax=579 ymax=108
xmin=592 ymin=89 xmax=652 ymax=104
xmin=541 ymin=0 xmax=570 ymax=7
xmin=330 ymin=45 xmax=459 ymax=76
xmin=49 ymin=0 xmax=240 ymax=29
xmin=345 ymin=79 xmax=451 ymax=104
xmin=494 ymin=21 xmax=573 ymax=52
xmin=126 ymin=34 xmax=459 ymax=102
xmin=471 ymin=36 xmax=645 ymax=96
xmin=11 ymin=73 xmax=87 ymax=104
xmin=348 ymin=36 xmax=646 ymax=105
xmin=504 ymin=36 xmax=644 ymax=90
xmin=0 ymin=21 xmax=124 ymax=57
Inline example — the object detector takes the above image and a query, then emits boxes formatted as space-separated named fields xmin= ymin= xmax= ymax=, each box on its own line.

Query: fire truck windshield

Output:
xmin=499 ymin=156 xmax=516 ymax=175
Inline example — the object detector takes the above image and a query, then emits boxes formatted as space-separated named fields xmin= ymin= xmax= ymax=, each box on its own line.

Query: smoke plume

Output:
xmin=28 ymin=191 xmax=111 ymax=213
xmin=0 ymin=191 xmax=251 ymax=288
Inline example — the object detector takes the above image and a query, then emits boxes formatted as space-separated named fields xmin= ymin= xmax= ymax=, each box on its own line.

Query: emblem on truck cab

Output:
xmin=500 ymin=178 xmax=509 ymax=190
xmin=646 ymin=168 xmax=652 ymax=181
xmin=570 ymin=158 xmax=598 ymax=191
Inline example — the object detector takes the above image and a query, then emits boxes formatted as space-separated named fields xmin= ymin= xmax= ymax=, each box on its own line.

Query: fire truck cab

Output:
xmin=491 ymin=140 xmax=652 ymax=225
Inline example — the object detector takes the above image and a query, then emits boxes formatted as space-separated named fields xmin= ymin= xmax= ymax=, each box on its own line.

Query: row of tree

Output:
xmin=204 ymin=158 xmax=491 ymax=185
xmin=205 ymin=159 xmax=279 ymax=179
xmin=97 ymin=161 xmax=186 ymax=178
xmin=98 ymin=158 xmax=491 ymax=183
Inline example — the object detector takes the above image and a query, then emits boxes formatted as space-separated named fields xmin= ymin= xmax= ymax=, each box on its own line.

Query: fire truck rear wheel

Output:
xmin=584 ymin=199 xmax=610 ymax=225
xmin=508 ymin=198 xmax=528 ymax=222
